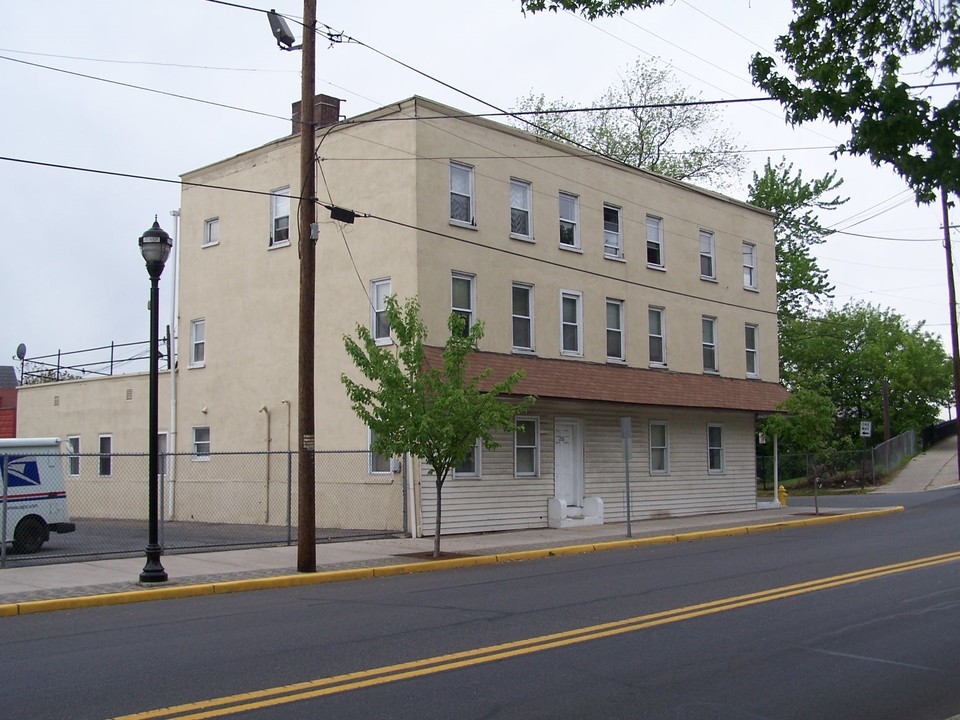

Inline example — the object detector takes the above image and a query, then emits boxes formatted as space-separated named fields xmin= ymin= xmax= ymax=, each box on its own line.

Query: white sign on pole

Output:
xmin=860 ymin=421 xmax=872 ymax=438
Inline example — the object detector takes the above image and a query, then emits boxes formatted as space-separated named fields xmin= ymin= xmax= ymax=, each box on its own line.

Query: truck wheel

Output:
xmin=13 ymin=517 xmax=47 ymax=554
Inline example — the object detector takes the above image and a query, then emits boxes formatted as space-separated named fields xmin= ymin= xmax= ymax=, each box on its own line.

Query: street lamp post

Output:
xmin=139 ymin=218 xmax=172 ymax=583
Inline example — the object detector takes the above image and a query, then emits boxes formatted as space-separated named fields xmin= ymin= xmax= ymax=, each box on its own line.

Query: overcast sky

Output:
xmin=1 ymin=0 xmax=954 ymax=381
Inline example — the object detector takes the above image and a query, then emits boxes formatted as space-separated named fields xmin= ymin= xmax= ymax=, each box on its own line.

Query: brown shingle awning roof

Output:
xmin=424 ymin=347 xmax=788 ymax=413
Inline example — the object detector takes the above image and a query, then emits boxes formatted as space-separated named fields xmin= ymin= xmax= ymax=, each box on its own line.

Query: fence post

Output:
xmin=286 ymin=450 xmax=293 ymax=546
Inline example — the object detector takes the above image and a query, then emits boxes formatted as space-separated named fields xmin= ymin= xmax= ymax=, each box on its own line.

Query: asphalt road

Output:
xmin=5 ymin=490 xmax=960 ymax=720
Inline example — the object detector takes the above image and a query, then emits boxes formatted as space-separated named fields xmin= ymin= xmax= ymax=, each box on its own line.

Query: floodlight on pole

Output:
xmin=268 ymin=9 xmax=301 ymax=51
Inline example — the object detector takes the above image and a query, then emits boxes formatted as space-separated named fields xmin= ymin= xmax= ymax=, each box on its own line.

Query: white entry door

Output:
xmin=554 ymin=420 xmax=584 ymax=512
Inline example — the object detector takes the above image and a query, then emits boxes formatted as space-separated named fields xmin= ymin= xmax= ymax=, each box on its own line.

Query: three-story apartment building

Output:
xmin=18 ymin=94 xmax=786 ymax=537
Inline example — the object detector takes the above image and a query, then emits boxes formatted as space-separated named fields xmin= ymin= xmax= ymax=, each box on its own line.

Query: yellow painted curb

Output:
xmin=2 ymin=506 xmax=905 ymax=616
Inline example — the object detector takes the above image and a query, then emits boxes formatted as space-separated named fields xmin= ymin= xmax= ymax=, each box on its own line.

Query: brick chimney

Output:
xmin=291 ymin=94 xmax=342 ymax=135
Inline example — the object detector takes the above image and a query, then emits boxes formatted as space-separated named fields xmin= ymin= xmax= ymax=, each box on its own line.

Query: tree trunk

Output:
xmin=433 ymin=476 xmax=443 ymax=558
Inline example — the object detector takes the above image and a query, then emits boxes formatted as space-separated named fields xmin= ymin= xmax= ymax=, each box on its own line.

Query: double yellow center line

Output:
xmin=115 ymin=549 xmax=960 ymax=720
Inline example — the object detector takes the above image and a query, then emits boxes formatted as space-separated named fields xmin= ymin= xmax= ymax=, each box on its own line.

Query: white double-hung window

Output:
xmin=189 ymin=319 xmax=205 ymax=367
xmin=560 ymin=291 xmax=583 ymax=356
xmin=745 ymin=323 xmax=759 ymax=377
xmin=270 ymin=187 xmax=290 ymax=246
xmin=452 ymin=272 xmax=475 ymax=337
xmin=510 ymin=179 xmax=533 ymax=239
xmin=371 ymin=278 xmax=391 ymax=345
xmin=743 ymin=242 xmax=758 ymax=290
xmin=606 ymin=298 xmax=624 ymax=362
xmin=646 ymin=215 xmax=664 ymax=267
xmin=702 ymin=316 xmax=718 ymax=372
xmin=649 ymin=421 xmax=669 ymax=474
xmin=512 ymin=283 xmax=534 ymax=352
xmin=699 ymin=229 xmax=716 ymax=279
xmin=203 ymin=217 xmax=220 ymax=247
xmin=603 ymin=204 xmax=622 ymax=258
xmin=515 ymin=417 xmax=539 ymax=477
xmin=450 ymin=161 xmax=475 ymax=226
xmin=648 ymin=306 xmax=666 ymax=366
xmin=559 ymin=192 xmax=579 ymax=249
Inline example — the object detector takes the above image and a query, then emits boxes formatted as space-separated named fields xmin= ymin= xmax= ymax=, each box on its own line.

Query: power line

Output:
xmin=0 ymin=47 xmax=296 ymax=73
xmin=0 ymin=54 xmax=290 ymax=122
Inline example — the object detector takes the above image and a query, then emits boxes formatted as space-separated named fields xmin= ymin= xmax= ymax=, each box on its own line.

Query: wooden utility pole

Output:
xmin=297 ymin=0 xmax=317 ymax=572
xmin=940 ymin=187 xmax=960 ymax=483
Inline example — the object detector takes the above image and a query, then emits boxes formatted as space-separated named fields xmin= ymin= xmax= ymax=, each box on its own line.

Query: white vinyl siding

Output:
xmin=420 ymin=404 xmax=757 ymax=535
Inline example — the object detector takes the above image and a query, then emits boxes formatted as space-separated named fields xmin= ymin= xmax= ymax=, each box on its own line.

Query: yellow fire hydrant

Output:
xmin=778 ymin=485 xmax=788 ymax=507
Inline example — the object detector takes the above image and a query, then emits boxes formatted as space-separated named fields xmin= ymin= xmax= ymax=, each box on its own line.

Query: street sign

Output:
xmin=860 ymin=421 xmax=872 ymax=438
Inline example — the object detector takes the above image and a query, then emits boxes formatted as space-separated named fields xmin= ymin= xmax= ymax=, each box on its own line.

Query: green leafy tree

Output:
xmin=785 ymin=302 xmax=952 ymax=440
xmin=342 ymin=296 xmax=535 ymax=557
xmin=514 ymin=58 xmax=745 ymax=188
xmin=748 ymin=159 xmax=845 ymax=326
xmin=520 ymin=0 xmax=960 ymax=200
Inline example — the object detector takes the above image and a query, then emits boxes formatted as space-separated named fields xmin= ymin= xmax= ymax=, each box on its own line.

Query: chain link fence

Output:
xmin=1 ymin=450 xmax=405 ymax=566
xmin=756 ymin=430 xmax=917 ymax=492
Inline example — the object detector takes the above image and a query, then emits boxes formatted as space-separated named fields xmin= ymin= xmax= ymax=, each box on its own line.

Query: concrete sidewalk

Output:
xmin=0 ymin=504 xmax=903 ymax=615
xmin=874 ymin=438 xmax=960 ymax=493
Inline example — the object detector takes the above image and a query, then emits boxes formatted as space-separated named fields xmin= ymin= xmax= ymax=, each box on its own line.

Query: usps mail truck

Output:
xmin=0 ymin=438 xmax=76 ymax=553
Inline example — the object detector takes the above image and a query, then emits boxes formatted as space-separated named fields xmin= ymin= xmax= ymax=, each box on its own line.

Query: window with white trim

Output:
xmin=707 ymin=424 xmax=724 ymax=473
xmin=515 ymin=416 xmax=539 ymax=477
xmin=702 ymin=316 xmax=718 ymax=372
xmin=450 ymin=161 xmax=475 ymax=226
xmin=67 ymin=435 xmax=80 ymax=476
xmin=98 ymin=434 xmax=112 ymax=477
xmin=699 ymin=229 xmax=716 ymax=279
xmin=270 ymin=187 xmax=290 ymax=246
xmin=454 ymin=440 xmax=481 ymax=478
xmin=371 ymin=278 xmax=391 ymax=345
xmin=743 ymin=242 xmax=758 ymax=289
xmin=603 ymin=204 xmax=622 ymax=258
xmin=646 ymin=215 xmax=664 ymax=267
xmin=648 ymin=306 xmax=666 ymax=366
xmin=512 ymin=283 xmax=534 ymax=352
xmin=368 ymin=428 xmax=391 ymax=474
xmin=203 ymin=217 xmax=220 ymax=247
xmin=189 ymin=319 xmax=205 ymax=367
xmin=649 ymin=421 xmax=669 ymax=474
xmin=559 ymin=192 xmax=580 ymax=249
xmin=560 ymin=291 xmax=583 ymax=356
xmin=193 ymin=426 xmax=211 ymax=460
xmin=606 ymin=298 xmax=624 ymax=361
xmin=745 ymin=323 xmax=759 ymax=377
xmin=510 ymin=179 xmax=533 ymax=239
xmin=451 ymin=272 xmax=475 ymax=337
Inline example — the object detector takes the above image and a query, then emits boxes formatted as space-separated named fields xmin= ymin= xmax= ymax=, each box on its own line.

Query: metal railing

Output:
xmin=1 ymin=450 xmax=406 ymax=567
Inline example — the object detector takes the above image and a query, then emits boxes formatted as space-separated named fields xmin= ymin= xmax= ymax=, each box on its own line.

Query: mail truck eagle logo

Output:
xmin=0 ymin=455 xmax=43 ymax=488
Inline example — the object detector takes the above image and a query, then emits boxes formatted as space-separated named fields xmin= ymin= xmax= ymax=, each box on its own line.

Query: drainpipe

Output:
xmin=167 ymin=208 xmax=180 ymax=520
xmin=260 ymin=405 xmax=271 ymax=523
